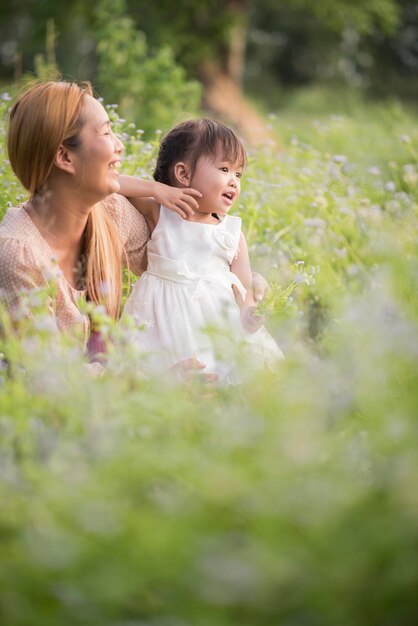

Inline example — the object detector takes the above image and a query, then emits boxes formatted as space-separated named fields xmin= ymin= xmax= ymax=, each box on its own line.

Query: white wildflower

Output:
xmin=403 ymin=164 xmax=417 ymax=186
xmin=34 ymin=315 xmax=57 ymax=333
xmin=335 ymin=247 xmax=348 ymax=258
xmin=347 ymin=264 xmax=360 ymax=276
xmin=304 ymin=217 xmax=327 ymax=228
xmin=400 ymin=134 xmax=411 ymax=144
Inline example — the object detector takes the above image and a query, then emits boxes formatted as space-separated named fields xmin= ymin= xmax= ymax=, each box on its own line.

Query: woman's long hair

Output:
xmin=7 ymin=80 xmax=124 ymax=319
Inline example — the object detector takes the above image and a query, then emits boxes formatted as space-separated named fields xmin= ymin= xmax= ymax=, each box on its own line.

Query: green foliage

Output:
xmin=93 ymin=0 xmax=202 ymax=136
xmin=290 ymin=0 xmax=400 ymax=35
xmin=125 ymin=0 xmax=244 ymax=74
xmin=0 ymin=87 xmax=418 ymax=624
xmin=246 ymin=1 xmax=414 ymax=100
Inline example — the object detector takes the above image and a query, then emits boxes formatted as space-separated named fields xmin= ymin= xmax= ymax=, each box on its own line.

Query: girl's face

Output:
xmin=71 ymin=95 xmax=123 ymax=200
xmin=188 ymin=150 xmax=243 ymax=217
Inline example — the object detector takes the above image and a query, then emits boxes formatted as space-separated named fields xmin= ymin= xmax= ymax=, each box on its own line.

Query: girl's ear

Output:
xmin=173 ymin=161 xmax=191 ymax=187
xmin=54 ymin=145 xmax=77 ymax=175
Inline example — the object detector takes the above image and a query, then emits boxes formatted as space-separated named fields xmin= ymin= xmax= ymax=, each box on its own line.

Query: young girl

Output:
xmin=121 ymin=119 xmax=283 ymax=381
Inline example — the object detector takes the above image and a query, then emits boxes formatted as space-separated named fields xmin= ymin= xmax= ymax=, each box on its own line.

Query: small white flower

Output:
xmin=403 ymin=164 xmax=417 ymax=186
xmin=34 ymin=315 xmax=57 ymax=333
xmin=400 ymin=134 xmax=411 ymax=144
xmin=385 ymin=181 xmax=396 ymax=192
xmin=347 ymin=264 xmax=359 ymax=276
xmin=294 ymin=273 xmax=307 ymax=284
xmin=335 ymin=247 xmax=348 ymax=258
xmin=304 ymin=217 xmax=327 ymax=228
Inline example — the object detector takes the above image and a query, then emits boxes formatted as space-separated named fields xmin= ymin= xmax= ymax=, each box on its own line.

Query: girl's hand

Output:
xmin=241 ymin=305 xmax=265 ymax=334
xmin=152 ymin=182 xmax=202 ymax=219
xmin=251 ymin=271 xmax=271 ymax=303
xmin=171 ymin=356 xmax=219 ymax=383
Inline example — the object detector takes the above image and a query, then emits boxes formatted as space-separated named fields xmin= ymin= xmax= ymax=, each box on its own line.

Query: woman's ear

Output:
xmin=173 ymin=162 xmax=191 ymax=187
xmin=54 ymin=145 xmax=76 ymax=175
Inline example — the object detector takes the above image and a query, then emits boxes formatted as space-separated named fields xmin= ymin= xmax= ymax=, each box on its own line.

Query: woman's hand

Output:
xmin=152 ymin=182 xmax=202 ymax=219
xmin=251 ymin=271 xmax=271 ymax=303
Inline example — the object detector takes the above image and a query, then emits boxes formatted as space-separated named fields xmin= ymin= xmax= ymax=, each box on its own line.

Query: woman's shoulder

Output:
xmin=101 ymin=193 xmax=142 ymax=219
xmin=0 ymin=227 xmax=47 ymax=297
xmin=0 ymin=204 xmax=52 ymax=258
xmin=100 ymin=194 xmax=150 ymax=275
xmin=0 ymin=205 xmax=45 ymax=259
xmin=100 ymin=193 xmax=149 ymax=236
xmin=0 ymin=204 xmax=32 ymax=237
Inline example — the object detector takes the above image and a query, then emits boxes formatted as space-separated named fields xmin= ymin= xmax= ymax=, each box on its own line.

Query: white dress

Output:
xmin=123 ymin=206 xmax=283 ymax=381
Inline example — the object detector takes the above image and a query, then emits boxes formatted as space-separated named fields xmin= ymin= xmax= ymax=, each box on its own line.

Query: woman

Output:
xmin=0 ymin=80 xmax=268 ymax=362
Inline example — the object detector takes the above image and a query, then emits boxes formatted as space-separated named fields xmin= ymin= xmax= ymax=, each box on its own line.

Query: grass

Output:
xmin=0 ymin=85 xmax=417 ymax=625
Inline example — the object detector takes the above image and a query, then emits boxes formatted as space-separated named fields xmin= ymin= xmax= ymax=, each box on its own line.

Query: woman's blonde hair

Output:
xmin=7 ymin=80 xmax=124 ymax=319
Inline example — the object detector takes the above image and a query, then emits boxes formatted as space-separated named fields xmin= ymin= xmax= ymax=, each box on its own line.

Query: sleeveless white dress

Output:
xmin=123 ymin=206 xmax=283 ymax=381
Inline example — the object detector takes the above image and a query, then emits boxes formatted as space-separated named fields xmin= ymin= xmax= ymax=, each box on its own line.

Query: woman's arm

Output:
xmin=231 ymin=232 xmax=265 ymax=333
xmin=118 ymin=175 xmax=202 ymax=223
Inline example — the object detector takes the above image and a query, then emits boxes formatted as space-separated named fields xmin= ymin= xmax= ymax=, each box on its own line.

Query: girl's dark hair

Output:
xmin=154 ymin=118 xmax=247 ymax=185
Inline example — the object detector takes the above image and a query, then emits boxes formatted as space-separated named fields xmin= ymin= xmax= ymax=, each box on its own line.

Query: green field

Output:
xmin=0 ymin=87 xmax=417 ymax=625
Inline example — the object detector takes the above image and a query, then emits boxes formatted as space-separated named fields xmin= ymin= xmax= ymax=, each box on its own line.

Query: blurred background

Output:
xmin=0 ymin=0 xmax=417 ymax=142
xmin=1 ymin=5 xmax=418 ymax=624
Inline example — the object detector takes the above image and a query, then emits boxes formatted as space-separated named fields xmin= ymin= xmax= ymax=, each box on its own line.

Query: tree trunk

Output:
xmin=198 ymin=1 xmax=275 ymax=147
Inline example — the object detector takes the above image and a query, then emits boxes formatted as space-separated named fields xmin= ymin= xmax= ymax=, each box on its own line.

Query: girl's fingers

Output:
xmin=182 ymin=196 xmax=200 ymax=211
xmin=183 ymin=188 xmax=203 ymax=198
xmin=182 ymin=189 xmax=202 ymax=211
xmin=176 ymin=357 xmax=206 ymax=371
xmin=165 ymin=202 xmax=187 ymax=218
xmin=166 ymin=203 xmax=193 ymax=219
xmin=173 ymin=207 xmax=188 ymax=219
xmin=175 ymin=199 xmax=196 ymax=218
xmin=252 ymin=272 xmax=271 ymax=302
xmin=179 ymin=192 xmax=200 ymax=212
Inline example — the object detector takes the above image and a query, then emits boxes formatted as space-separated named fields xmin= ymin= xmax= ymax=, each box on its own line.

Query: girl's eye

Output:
xmin=220 ymin=167 xmax=228 ymax=173
xmin=236 ymin=172 xmax=242 ymax=178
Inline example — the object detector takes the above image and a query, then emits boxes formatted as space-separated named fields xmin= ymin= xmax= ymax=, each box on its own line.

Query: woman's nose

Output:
xmin=113 ymin=132 xmax=124 ymax=153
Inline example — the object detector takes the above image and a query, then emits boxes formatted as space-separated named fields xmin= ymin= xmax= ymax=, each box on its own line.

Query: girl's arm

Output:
xmin=118 ymin=175 xmax=202 ymax=229
xmin=231 ymin=232 xmax=265 ymax=333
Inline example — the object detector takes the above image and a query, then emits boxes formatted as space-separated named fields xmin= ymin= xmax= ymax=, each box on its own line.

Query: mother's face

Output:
xmin=71 ymin=95 xmax=124 ymax=200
